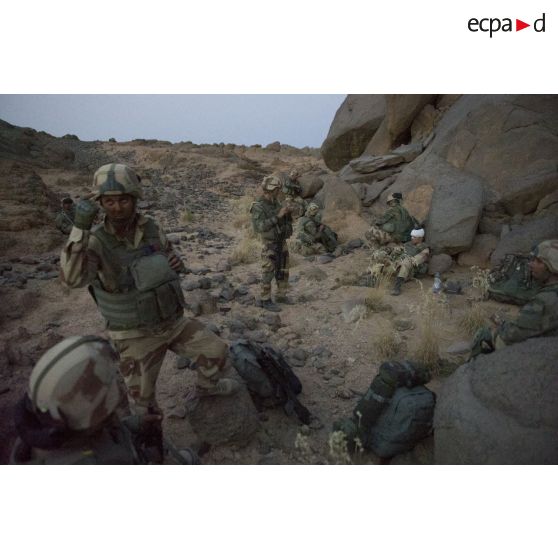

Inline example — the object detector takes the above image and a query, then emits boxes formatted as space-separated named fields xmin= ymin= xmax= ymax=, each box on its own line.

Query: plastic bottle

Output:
xmin=432 ymin=272 xmax=442 ymax=295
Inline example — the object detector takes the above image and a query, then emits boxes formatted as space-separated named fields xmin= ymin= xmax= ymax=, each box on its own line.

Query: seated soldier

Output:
xmin=365 ymin=192 xmax=416 ymax=247
xmin=55 ymin=197 xmax=76 ymax=235
xmin=367 ymin=228 xmax=430 ymax=294
xmin=292 ymin=203 xmax=338 ymax=256
xmin=470 ymin=239 xmax=558 ymax=358
xmin=390 ymin=227 xmax=430 ymax=296
xmin=10 ymin=335 xmax=197 ymax=465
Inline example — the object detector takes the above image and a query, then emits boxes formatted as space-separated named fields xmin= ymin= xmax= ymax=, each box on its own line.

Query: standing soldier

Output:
xmin=59 ymin=163 xmax=239 ymax=419
xmin=250 ymin=174 xmax=293 ymax=312
xmin=365 ymin=192 xmax=416 ymax=247
xmin=55 ymin=197 xmax=76 ymax=234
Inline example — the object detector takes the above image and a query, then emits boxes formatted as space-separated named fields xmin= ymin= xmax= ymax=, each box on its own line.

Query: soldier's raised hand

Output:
xmin=168 ymin=253 xmax=185 ymax=272
xmin=73 ymin=199 xmax=99 ymax=230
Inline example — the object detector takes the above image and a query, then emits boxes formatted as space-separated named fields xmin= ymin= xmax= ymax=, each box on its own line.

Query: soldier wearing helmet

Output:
xmin=250 ymin=174 xmax=294 ymax=312
xmin=471 ymin=239 xmax=558 ymax=357
xmin=10 ymin=336 xmax=198 ymax=464
xmin=275 ymin=170 xmax=307 ymax=219
xmin=60 ymin=163 xmax=239 ymax=420
xmin=54 ymin=197 xmax=75 ymax=235
xmin=365 ymin=192 xmax=417 ymax=247
xmin=292 ymin=202 xmax=339 ymax=256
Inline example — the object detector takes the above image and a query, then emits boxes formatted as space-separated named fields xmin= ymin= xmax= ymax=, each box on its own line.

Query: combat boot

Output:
xmin=259 ymin=299 xmax=281 ymax=312
xmin=275 ymin=294 xmax=294 ymax=305
xmin=390 ymin=276 xmax=404 ymax=296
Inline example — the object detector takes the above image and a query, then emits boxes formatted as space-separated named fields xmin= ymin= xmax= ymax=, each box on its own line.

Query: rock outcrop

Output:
xmin=434 ymin=338 xmax=558 ymax=464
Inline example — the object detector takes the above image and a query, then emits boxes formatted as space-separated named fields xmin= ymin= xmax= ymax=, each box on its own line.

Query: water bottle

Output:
xmin=432 ymin=272 xmax=442 ymax=295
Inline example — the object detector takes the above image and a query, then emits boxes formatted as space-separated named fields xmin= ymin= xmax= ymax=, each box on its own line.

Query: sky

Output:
xmin=0 ymin=95 xmax=345 ymax=148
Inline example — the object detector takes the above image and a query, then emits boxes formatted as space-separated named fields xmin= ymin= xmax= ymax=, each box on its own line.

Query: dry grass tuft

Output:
xmin=372 ymin=323 xmax=401 ymax=359
xmin=328 ymin=431 xmax=352 ymax=465
xmin=230 ymin=236 xmax=261 ymax=265
xmin=230 ymin=195 xmax=255 ymax=232
xmin=180 ymin=209 xmax=195 ymax=224
xmin=471 ymin=266 xmax=491 ymax=300
xmin=459 ymin=302 xmax=487 ymax=335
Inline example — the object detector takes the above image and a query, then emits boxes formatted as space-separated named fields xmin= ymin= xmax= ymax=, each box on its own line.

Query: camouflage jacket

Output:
xmin=55 ymin=209 xmax=75 ymax=234
xmin=250 ymin=196 xmax=293 ymax=243
xmin=60 ymin=213 xmax=184 ymax=339
xmin=296 ymin=215 xmax=321 ymax=245
xmin=375 ymin=204 xmax=416 ymax=242
xmin=496 ymin=281 xmax=558 ymax=345
xmin=403 ymin=241 xmax=429 ymax=258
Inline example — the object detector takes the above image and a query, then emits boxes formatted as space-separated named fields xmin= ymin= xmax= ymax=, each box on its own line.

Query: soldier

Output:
xmin=278 ymin=170 xmax=307 ymax=219
xmin=365 ymin=192 xmax=416 ymax=247
xmin=59 ymin=163 xmax=239 ymax=418
xmin=54 ymin=197 xmax=76 ymax=234
xmin=10 ymin=335 xmax=198 ymax=464
xmin=292 ymin=202 xmax=338 ymax=256
xmin=390 ymin=227 xmax=431 ymax=296
xmin=250 ymin=174 xmax=293 ymax=312
xmin=471 ymin=239 xmax=558 ymax=357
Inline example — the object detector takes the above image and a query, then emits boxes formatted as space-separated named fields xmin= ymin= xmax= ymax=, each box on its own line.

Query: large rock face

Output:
xmin=434 ymin=338 xmax=558 ymax=464
xmin=490 ymin=216 xmax=558 ymax=266
xmin=364 ymin=94 xmax=437 ymax=155
xmin=321 ymin=95 xmax=386 ymax=171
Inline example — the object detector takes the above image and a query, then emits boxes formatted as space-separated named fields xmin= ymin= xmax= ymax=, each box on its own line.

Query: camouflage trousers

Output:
xmin=365 ymin=225 xmax=395 ymax=246
xmin=261 ymin=241 xmax=289 ymax=301
xmin=290 ymin=238 xmax=324 ymax=257
xmin=112 ymin=316 xmax=228 ymax=414
xmin=397 ymin=251 xmax=429 ymax=280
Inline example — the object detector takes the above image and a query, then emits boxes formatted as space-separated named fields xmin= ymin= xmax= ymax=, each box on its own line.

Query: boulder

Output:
xmin=298 ymin=172 xmax=325 ymax=199
xmin=428 ymin=254 xmax=453 ymax=275
xmin=351 ymin=181 xmax=390 ymax=207
xmin=265 ymin=141 xmax=281 ymax=152
xmin=321 ymin=95 xmax=386 ymax=171
xmin=490 ymin=216 xmax=558 ymax=266
xmin=434 ymin=338 xmax=558 ymax=464
xmin=339 ymin=162 xmax=404 ymax=185
xmin=188 ymin=375 xmax=260 ymax=446
xmin=457 ymin=234 xmax=499 ymax=268
xmin=411 ymin=104 xmax=439 ymax=142
xmin=428 ymin=94 xmax=558 ymax=215
xmin=397 ymin=155 xmax=485 ymax=254
xmin=365 ymin=94 xmax=437 ymax=155
xmin=536 ymin=189 xmax=558 ymax=213
xmin=319 ymin=176 xmax=362 ymax=214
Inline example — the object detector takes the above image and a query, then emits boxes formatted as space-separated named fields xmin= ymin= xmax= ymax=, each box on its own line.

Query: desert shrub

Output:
xmin=471 ymin=266 xmax=491 ymax=300
xmin=230 ymin=236 xmax=261 ymax=265
xmin=459 ymin=301 xmax=487 ymax=335
xmin=373 ymin=323 xmax=401 ymax=359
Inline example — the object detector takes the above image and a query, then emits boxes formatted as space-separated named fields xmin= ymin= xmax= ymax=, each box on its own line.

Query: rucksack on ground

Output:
xmin=229 ymin=339 xmax=311 ymax=424
xmin=488 ymin=254 xmax=541 ymax=305
xmin=362 ymin=386 xmax=436 ymax=459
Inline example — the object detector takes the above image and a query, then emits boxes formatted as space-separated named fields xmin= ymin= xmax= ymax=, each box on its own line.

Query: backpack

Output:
xmin=488 ymin=254 xmax=541 ymax=306
xmin=229 ymin=339 xmax=311 ymax=424
xmin=365 ymin=386 xmax=436 ymax=459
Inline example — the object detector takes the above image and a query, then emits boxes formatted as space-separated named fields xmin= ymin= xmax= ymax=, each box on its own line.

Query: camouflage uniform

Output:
xmin=279 ymin=174 xmax=307 ymax=220
xmin=366 ymin=201 xmax=416 ymax=246
xmin=55 ymin=207 xmax=76 ymax=235
xmin=292 ymin=204 xmax=338 ymax=256
xmin=494 ymin=282 xmax=558 ymax=348
xmin=369 ymin=241 xmax=429 ymax=280
xmin=10 ymin=335 xmax=196 ymax=464
xmin=60 ymin=164 xmax=231 ymax=414
xmin=250 ymin=195 xmax=292 ymax=302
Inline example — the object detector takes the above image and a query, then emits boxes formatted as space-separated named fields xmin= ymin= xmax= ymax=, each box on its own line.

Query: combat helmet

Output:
xmin=306 ymin=202 xmax=320 ymax=216
xmin=28 ymin=336 xmax=122 ymax=431
xmin=261 ymin=174 xmax=282 ymax=192
xmin=93 ymin=163 xmax=143 ymax=200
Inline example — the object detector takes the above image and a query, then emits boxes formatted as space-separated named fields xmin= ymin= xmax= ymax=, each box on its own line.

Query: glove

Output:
xmin=73 ymin=199 xmax=99 ymax=230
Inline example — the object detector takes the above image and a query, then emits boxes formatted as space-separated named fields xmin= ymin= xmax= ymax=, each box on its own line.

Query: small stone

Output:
xmin=36 ymin=262 xmax=55 ymax=272
xmin=446 ymin=341 xmax=472 ymax=355
xmin=346 ymin=238 xmax=363 ymax=250
xmin=317 ymin=255 xmax=334 ymax=264
xmin=394 ymin=318 xmax=414 ymax=332
xmin=335 ymin=387 xmax=353 ymax=399
xmin=262 ymin=313 xmax=281 ymax=329
xmin=216 ymin=260 xmax=232 ymax=272
xmin=245 ymin=274 xmax=259 ymax=285
xmin=20 ymin=256 xmax=39 ymax=265
xmin=198 ymin=277 xmax=212 ymax=290
xmin=329 ymin=376 xmax=345 ymax=388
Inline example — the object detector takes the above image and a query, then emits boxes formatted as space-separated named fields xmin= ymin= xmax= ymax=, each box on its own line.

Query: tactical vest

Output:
xmin=90 ymin=219 xmax=186 ymax=331
xmin=252 ymin=197 xmax=292 ymax=242
xmin=296 ymin=216 xmax=318 ymax=245
xmin=382 ymin=206 xmax=415 ymax=242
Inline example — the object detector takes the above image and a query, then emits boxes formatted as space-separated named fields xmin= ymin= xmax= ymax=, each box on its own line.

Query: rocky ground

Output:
xmin=0 ymin=120 xmax=524 ymax=465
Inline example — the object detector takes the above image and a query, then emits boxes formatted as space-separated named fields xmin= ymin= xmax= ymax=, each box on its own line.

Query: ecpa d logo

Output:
xmin=468 ymin=13 xmax=546 ymax=37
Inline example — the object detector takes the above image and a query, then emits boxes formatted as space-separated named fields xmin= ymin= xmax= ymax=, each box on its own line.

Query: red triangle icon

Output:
xmin=516 ymin=19 xmax=530 ymax=31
